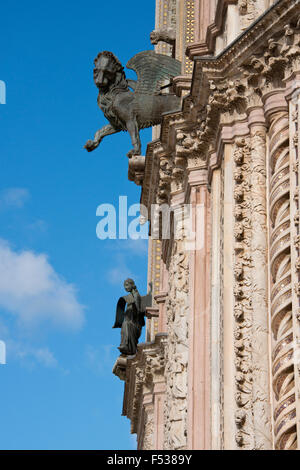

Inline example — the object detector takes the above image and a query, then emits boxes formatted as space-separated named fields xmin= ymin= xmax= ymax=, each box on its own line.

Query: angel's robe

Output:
xmin=113 ymin=289 xmax=145 ymax=356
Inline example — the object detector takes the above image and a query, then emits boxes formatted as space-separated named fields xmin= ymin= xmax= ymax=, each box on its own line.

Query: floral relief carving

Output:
xmin=174 ymin=128 xmax=207 ymax=176
xmin=232 ymin=137 xmax=256 ymax=449
xmin=238 ymin=0 xmax=262 ymax=32
xmin=142 ymin=406 xmax=155 ymax=450
xmin=231 ymin=129 xmax=272 ymax=449
xmin=158 ymin=155 xmax=173 ymax=204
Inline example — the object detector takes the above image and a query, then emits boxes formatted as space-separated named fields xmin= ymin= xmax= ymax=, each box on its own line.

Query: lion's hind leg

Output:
xmin=126 ymin=118 xmax=141 ymax=158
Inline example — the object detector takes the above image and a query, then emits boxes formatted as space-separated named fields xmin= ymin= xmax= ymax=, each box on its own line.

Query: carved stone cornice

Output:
xmin=112 ymin=355 xmax=128 ymax=382
xmin=141 ymin=0 xmax=300 ymax=232
xmin=119 ymin=333 xmax=167 ymax=435
xmin=241 ymin=22 xmax=300 ymax=102
xmin=145 ymin=307 xmax=159 ymax=319
xmin=184 ymin=0 xmax=300 ymax=175
xmin=154 ymin=291 xmax=168 ymax=304
xmin=191 ymin=0 xmax=300 ymax=99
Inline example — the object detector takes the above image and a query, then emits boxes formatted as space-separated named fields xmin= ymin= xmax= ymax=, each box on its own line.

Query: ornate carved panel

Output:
xmin=232 ymin=137 xmax=256 ymax=448
xmin=164 ymin=218 xmax=189 ymax=450
xmin=116 ymin=335 xmax=167 ymax=449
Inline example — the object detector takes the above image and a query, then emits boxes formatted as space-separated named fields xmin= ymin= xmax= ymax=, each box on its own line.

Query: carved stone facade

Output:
xmin=113 ymin=0 xmax=300 ymax=450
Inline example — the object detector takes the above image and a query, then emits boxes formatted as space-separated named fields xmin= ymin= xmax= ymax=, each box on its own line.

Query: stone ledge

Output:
xmin=172 ymin=75 xmax=192 ymax=97
xmin=145 ymin=307 xmax=159 ymax=319
xmin=128 ymin=155 xmax=146 ymax=186
xmin=117 ymin=333 xmax=168 ymax=435
xmin=113 ymin=355 xmax=131 ymax=381
xmin=112 ymin=355 xmax=135 ymax=381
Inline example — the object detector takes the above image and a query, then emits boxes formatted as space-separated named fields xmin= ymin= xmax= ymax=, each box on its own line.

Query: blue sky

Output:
xmin=0 ymin=0 xmax=154 ymax=449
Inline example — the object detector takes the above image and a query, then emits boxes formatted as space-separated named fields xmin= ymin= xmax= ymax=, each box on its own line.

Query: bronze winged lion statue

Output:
xmin=84 ymin=50 xmax=181 ymax=157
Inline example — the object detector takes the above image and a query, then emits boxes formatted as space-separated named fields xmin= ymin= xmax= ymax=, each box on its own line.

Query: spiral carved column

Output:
xmin=268 ymin=106 xmax=297 ymax=450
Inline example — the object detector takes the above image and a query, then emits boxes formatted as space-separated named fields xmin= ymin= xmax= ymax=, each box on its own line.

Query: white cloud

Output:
xmin=0 ymin=239 xmax=85 ymax=330
xmin=0 ymin=187 xmax=30 ymax=209
xmin=11 ymin=342 xmax=58 ymax=368
xmin=3 ymin=336 xmax=71 ymax=371
xmin=33 ymin=347 xmax=58 ymax=367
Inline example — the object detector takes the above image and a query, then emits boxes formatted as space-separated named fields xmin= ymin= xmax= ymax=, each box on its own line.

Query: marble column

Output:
xmin=248 ymin=108 xmax=272 ymax=448
xmin=264 ymin=90 xmax=297 ymax=450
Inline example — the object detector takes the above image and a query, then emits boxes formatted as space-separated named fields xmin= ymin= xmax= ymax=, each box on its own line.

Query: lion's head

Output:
xmin=93 ymin=51 xmax=126 ymax=92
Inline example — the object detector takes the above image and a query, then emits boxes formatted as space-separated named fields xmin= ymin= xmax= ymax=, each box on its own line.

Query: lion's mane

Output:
xmin=94 ymin=51 xmax=130 ymax=130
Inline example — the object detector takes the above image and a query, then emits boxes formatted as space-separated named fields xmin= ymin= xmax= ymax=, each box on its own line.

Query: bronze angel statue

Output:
xmin=84 ymin=50 xmax=181 ymax=157
xmin=113 ymin=279 xmax=152 ymax=356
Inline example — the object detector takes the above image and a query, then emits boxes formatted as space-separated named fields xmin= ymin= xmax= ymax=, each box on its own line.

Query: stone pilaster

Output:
xmin=210 ymin=165 xmax=224 ymax=449
xmin=248 ymin=108 xmax=273 ymax=448
xmin=187 ymin=169 xmax=211 ymax=449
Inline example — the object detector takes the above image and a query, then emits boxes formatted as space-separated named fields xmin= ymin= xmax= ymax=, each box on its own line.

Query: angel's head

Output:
xmin=93 ymin=51 xmax=126 ymax=91
xmin=124 ymin=278 xmax=136 ymax=292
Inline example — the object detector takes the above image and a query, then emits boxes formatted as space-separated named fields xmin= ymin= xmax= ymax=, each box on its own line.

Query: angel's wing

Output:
xmin=113 ymin=297 xmax=126 ymax=328
xmin=126 ymin=51 xmax=181 ymax=95
xmin=140 ymin=282 xmax=153 ymax=313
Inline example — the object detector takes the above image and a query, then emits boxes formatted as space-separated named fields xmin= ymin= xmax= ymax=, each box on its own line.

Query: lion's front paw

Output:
xmin=84 ymin=140 xmax=97 ymax=152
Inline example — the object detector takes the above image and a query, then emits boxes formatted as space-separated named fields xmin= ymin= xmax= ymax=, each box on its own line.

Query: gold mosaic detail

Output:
xmin=185 ymin=0 xmax=195 ymax=74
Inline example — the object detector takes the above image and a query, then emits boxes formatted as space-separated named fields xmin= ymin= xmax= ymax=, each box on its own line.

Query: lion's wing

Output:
xmin=126 ymin=51 xmax=181 ymax=95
